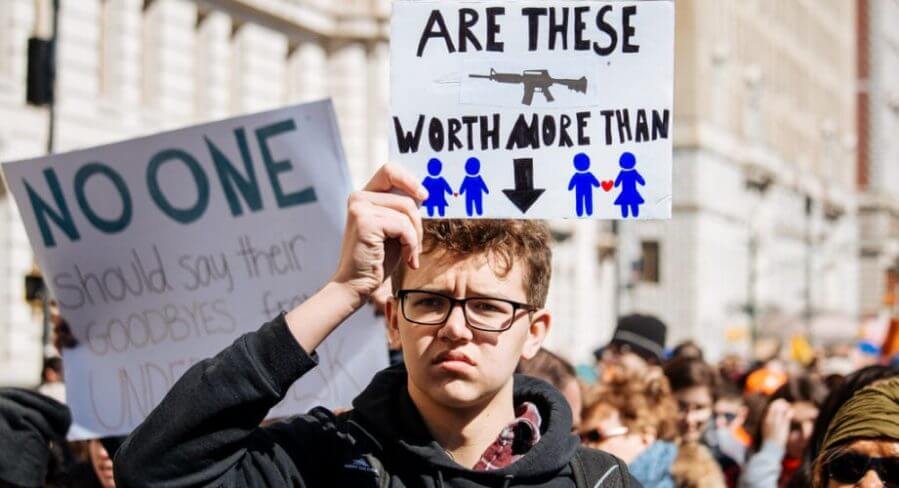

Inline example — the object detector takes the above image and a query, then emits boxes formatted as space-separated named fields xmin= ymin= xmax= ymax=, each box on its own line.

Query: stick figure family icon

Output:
xmin=568 ymin=151 xmax=645 ymax=218
xmin=422 ymin=157 xmax=489 ymax=217
xmin=421 ymin=152 xmax=646 ymax=218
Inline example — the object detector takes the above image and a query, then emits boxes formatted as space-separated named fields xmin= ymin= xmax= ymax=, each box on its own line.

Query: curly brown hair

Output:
xmin=390 ymin=219 xmax=552 ymax=307
xmin=583 ymin=368 xmax=680 ymax=441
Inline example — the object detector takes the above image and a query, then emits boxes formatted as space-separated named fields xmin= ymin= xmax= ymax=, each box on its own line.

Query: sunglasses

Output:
xmin=715 ymin=412 xmax=738 ymax=424
xmin=578 ymin=426 xmax=629 ymax=443
xmin=826 ymin=452 xmax=899 ymax=486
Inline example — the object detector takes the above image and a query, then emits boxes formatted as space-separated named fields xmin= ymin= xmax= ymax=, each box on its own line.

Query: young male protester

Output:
xmin=114 ymin=164 xmax=637 ymax=487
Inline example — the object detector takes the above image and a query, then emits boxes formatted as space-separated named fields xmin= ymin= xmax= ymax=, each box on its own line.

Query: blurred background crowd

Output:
xmin=517 ymin=313 xmax=899 ymax=487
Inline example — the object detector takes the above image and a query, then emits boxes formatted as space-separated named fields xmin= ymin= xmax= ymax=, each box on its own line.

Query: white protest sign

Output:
xmin=1 ymin=101 xmax=387 ymax=439
xmin=390 ymin=1 xmax=673 ymax=219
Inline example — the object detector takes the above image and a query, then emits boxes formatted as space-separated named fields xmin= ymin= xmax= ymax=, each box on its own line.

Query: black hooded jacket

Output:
xmin=115 ymin=314 xmax=634 ymax=487
xmin=0 ymin=388 xmax=71 ymax=487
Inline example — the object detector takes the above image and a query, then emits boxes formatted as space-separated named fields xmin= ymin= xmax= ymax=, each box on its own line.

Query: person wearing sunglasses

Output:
xmin=788 ymin=366 xmax=899 ymax=488
xmin=811 ymin=376 xmax=899 ymax=488
xmin=580 ymin=368 xmax=725 ymax=487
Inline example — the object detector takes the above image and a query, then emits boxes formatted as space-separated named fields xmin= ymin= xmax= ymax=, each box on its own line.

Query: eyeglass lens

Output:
xmin=402 ymin=291 xmax=517 ymax=330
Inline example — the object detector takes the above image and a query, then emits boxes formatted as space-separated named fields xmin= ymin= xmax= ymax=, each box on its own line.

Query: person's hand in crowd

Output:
xmin=330 ymin=163 xmax=428 ymax=307
xmin=761 ymin=399 xmax=793 ymax=448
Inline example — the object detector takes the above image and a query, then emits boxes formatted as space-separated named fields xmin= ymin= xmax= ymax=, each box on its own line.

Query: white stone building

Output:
xmin=857 ymin=0 xmax=899 ymax=319
xmin=614 ymin=1 xmax=861 ymax=359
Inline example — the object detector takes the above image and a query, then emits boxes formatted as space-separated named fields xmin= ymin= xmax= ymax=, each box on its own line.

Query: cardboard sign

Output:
xmin=1 ymin=101 xmax=387 ymax=439
xmin=390 ymin=1 xmax=674 ymax=219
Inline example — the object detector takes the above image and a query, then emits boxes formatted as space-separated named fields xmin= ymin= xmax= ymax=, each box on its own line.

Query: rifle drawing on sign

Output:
xmin=469 ymin=68 xmax=588 ymax=106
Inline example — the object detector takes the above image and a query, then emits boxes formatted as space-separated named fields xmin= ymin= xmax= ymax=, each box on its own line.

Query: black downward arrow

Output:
xmin=502 ymin=158 xmax=545 ymax=214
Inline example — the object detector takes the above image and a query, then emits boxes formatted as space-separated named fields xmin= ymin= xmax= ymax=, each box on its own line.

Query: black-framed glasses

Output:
xmin=826 ymin=452 xmax=899 ymax=486
xmin=396 ymin=289 xmax=536 ymax=332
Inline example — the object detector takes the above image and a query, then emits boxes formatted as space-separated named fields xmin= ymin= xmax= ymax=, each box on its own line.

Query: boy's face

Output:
xmin=386 ymin=250 xmax=551 ymax=408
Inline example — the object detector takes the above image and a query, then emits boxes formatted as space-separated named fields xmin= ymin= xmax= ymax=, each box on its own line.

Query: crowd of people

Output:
xmin=1 ymin=164 xmax=898 ymax=488
xmin=520 ymin=314 xmax=899 ymax=488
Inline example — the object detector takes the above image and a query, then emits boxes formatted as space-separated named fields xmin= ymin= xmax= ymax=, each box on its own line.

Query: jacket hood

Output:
xmin=350 ymin=363 xmax=580 ymax=484
xmin=0 ymin=388 xmax=72 ymax=487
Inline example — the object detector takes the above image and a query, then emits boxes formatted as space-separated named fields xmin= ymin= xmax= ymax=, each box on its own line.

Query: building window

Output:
xmin=640 ymin=240 xmax=660 ymax=283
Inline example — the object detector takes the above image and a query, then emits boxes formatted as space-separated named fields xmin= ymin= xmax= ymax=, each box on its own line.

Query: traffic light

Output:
xmin=24 ymin=270 xmax=45 ymax=302
xmin=26 ymin=37 xmax=54 ymax=106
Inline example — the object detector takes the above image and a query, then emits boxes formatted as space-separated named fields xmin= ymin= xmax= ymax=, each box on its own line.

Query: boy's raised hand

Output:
xmin=330 ymin=164 xmax=428 ymax=308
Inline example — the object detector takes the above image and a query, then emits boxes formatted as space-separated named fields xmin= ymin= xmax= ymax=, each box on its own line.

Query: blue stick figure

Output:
xmin=421 ymin=158 xmax=453 ymax=217
xmin=567 ymin=153 xmax=601 ymax=217
xmin=459 ymin=157 xmax=489 ymax=216
xmin=614 ymin=152 xmax=646 ymax=218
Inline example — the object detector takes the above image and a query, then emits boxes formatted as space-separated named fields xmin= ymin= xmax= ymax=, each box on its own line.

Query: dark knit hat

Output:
xmin=0 ymin=387 xmax=72 ymax=488
xmin=596 ymin=314 xmax=668 ymax=363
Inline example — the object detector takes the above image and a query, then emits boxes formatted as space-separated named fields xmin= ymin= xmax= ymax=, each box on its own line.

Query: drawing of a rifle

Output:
xmin=469 ymin=68 xmax=588 ymax=106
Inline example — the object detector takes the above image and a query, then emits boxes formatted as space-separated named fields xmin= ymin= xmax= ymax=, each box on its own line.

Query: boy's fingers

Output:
xmin=365 ymin=164 xmax=428 ymax=202
xmin=357 ymin=191 xmax=424 ymax=247
xmin=374 ymin=207 xmax=420 ymax=269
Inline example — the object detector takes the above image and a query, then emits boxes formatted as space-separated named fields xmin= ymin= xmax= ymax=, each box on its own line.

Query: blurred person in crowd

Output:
xmin=713 ymin=381 xmax=751 ymax=451
xmin=709 ymin=381 xmax=750 ymax=487
xmin=790 ymin=365 xmax=898 ymax=488
xmin=38 ymin=356 xmax=66 ymax=404
xmin=115 ymin=165 xmax=637 ymax=487
xmin=663 ymin=357 xmax=716 ymax=444
xmin=670 ymin=340 xmax=704 ymax=362
xmin=581 ymin=369 xmax=676 ymax=469
xmin=0 ymin=388 xmax=71 ymax=488
xmin=88 ymin=439 xmax=117 ymax=488
xmin=516 ymin=348 xmax=582 ymax=430
xmin=49 ymin=303 xmax=79 ymax=351
xmin=811 ymin=376 xmax=899 ymax=488
xmin=821 ymin=373 xmax=846 ymax=393
xmin=740 ymin=374 xmax=828 ymax=488
xmin=594 ymin=313 xmax=667 ymax=378
xmin=740 ymin=393 xmax=770 ymax=448
xmin=581 ymin=369 xmax=723 ymax=487
xmin=663 ymin=357 xmax=729 ymax=487
xmin=718 ymin=354 xmax=749 ymax=387
xmin=65 ymin=437 xmax=126 ymax=488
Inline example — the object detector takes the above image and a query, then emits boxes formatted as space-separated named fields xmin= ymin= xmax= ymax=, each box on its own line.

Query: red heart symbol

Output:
xmin=601 ymin=180 xmax=614 ymax=192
